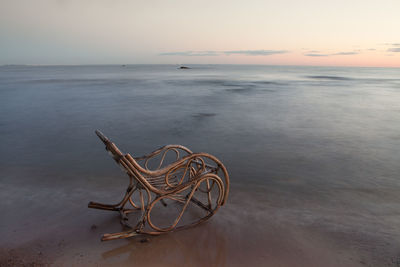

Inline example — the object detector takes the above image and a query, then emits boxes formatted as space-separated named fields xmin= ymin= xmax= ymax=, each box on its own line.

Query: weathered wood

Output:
xmin=95 ymin=130 xmax=109 ymax=144
xmin=89 ymin=130 xmax=229 ymax=241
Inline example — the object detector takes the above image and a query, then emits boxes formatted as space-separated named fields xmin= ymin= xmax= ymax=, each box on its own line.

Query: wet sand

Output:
xmin=1 ymin=168 xmax=400 ymax=266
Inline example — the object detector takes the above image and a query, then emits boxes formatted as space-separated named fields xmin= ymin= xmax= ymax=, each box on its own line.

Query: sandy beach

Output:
xmin=1 ymin=169 xmax=400 ymax=266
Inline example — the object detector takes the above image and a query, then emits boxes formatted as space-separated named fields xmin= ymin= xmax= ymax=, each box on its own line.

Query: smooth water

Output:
xmin=1 ymin=64 xmax=399 ymax=187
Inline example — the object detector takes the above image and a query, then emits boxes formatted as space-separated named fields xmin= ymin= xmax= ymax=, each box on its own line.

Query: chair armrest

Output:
xmin=133 ymin=145 xmax=193 ymax=161
xmin=133 ymin=145 xmax=193 ymax=172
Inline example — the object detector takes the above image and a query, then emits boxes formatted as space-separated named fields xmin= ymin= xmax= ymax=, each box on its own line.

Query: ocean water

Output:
xmin=1 ymin=64 xmax=400 ymax=265
xmin=1 ymin=64 xmax=399 ymax=185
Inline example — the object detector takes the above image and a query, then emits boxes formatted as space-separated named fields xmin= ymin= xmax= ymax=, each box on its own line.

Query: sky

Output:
xmin=0 ymin=0 xmax=399 ymax=67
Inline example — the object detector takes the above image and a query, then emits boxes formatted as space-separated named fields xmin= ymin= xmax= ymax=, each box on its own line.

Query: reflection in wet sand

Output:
xmin=101 ymin=226 xmax=227 ymax=267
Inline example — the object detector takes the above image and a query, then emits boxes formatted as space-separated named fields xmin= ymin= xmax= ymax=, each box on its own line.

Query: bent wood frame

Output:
xmin=89 ymin=130 xmax=229 ymax=241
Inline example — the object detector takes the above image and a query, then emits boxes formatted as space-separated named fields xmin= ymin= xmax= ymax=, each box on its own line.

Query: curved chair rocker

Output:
xmin=89 ymin=130 xmax=229 ymax=241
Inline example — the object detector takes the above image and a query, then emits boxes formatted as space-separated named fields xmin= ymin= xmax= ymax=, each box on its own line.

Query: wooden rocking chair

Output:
xmin=89 ymin=130 xmax=229 ymax=241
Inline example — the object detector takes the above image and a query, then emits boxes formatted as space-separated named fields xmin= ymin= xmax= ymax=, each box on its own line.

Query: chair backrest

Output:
xmin=95 ymin=130 xmax=176 ymax=195
xmin=95 ymin=130 xmax=125 ymax=163
xmin=95 ymin=130 xmax=191 ymax=179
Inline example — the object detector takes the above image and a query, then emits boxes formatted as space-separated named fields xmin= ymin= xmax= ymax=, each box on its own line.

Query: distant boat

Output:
xmin=178 ymin=66 xmax=190 ymax=69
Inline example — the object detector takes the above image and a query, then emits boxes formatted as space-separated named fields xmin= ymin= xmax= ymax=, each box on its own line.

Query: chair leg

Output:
xmin=188 ymin=195 xmax=213 ymax=213
xmin=102 ymin=229 xmax=141 ymax=241
xmin=88 ymin=186 xmax=137 ymax=211
xmin=90 ymin=186 xmax=152 ymax=241
xmin=88 ymin=201 xmax=120 ymax=211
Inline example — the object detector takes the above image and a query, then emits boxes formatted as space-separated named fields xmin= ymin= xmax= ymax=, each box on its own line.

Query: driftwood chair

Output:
xmin=89 ymin=130 xmax=229 ymax=241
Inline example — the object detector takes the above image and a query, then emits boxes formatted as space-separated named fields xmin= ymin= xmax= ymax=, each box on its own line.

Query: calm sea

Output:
xmin=1 ymin=64 xmax=399 ymax=187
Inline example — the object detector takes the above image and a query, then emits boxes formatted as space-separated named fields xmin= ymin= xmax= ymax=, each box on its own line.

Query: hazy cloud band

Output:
xmin=304 ymin=51 xmax=359 ymax=57
xmin=159 ymin=50 xmax=289 ymax=56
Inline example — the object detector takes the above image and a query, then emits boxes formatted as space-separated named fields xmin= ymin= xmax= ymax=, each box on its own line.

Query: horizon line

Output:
xmin=1 ymin=63 xmax=399 ymax=69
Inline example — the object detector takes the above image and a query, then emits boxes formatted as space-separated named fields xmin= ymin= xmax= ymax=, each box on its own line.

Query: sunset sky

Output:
xmin=1 ymin=0 xmax=399 ymax=67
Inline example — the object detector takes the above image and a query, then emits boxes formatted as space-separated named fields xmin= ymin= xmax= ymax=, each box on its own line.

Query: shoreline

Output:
xmin=1 ymin=181 xmax=399 ymax=266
